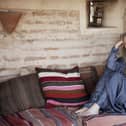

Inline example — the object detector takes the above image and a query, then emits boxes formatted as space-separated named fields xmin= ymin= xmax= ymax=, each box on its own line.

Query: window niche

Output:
xmin=87 ymin=0 xmax=104 ymax=27
xmin=87 ymin=0 xmax=118 ymax=28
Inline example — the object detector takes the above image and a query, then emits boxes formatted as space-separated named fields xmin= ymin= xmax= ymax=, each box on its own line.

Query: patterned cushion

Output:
xmin=36 ymin=66 xmax=89 ymax=106
xmin=0 ymin=107 xmax=80 ymax=126
xmin=0 ymin=73 xmax=45 ymax=115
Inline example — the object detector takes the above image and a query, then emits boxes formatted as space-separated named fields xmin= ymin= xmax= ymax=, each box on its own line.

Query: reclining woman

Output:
xmin=75 ymin=32 xmax=126 ymax=116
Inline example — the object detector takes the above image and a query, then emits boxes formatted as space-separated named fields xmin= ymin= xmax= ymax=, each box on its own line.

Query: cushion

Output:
xmin=79 ymin=66 xmax=98 ymax=95
xmin=0 ymin=73 xmax=45 ymax=115
xmin=0 ymin=107 xmax=80 ymax=126
xmin=36 ymin=66 xmax=89 ymax=107
xmin=83 ymin=114 xmax=126 ymax=126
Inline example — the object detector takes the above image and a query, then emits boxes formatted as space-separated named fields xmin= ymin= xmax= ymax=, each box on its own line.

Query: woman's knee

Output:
xmin=111 ymin=72 xmax=122 ymax=80
xmin=107 ymin=72 xmax=122 ymax=89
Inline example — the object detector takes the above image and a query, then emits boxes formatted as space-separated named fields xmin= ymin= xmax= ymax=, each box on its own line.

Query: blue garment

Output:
xmin=84 ymin=47 xmax=126 ymax=114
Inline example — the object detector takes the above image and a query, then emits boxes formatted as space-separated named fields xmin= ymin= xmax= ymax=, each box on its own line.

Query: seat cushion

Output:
xmin=83 ymin=114 xmax=126 ymax=126
xmin=0 ymin=107 xmax=82 ymax=126
xmin=0 ymin=73 xmax=45 ymax=115
xmin=36 ymin=66 xmax=89 ymax=107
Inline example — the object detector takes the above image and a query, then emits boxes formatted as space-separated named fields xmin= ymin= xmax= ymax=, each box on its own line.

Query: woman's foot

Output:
xmin=75 ymin=107 xmax=88 ymax=114
xmin=77 ymin=103 xmax=100 ymax=117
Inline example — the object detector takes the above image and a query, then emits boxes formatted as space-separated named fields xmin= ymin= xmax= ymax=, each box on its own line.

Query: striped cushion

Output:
xmin=36 ymin=66 xmax=89 ymax=106
xmin=0 ymin=107 xmax=79 ymax=126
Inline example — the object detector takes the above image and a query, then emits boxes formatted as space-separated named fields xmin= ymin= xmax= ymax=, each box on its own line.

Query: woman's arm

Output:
xmin=107 ymin=41 xmax=124 ymax=72
xmin=106 ymin=47 xmax=121 ymax=71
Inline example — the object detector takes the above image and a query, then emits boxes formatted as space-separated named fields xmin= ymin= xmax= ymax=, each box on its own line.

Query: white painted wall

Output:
xmin=0 ymin=0 xmax=80 ymax=10
xmin=0 ymin=0 xmax=125 ymax=33
xmin=103 ymin=0 xmax=125 ymax=32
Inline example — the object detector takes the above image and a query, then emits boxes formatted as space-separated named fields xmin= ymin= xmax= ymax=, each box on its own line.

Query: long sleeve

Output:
xmin=107 ymin=47 xmax=124 ymax=72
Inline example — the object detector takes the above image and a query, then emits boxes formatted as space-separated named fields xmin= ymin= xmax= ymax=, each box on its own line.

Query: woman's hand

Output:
xmin=115 ymin=41 xmax=124 ymax=49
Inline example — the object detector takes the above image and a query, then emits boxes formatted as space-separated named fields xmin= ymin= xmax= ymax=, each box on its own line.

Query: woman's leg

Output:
xmin=78 ymin=72 xmax=123 ymax=116
xmin=105 ymin=72 xmax=123 ymax=113
xmin=77 ymin=89 xmax=108 ymax=116
xmin=75 ymin=68 xmax=113 ymax=114
xmin=88 ymin=68 xmax=113 ymax=105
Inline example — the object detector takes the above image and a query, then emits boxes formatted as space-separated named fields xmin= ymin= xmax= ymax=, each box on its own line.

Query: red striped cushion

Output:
xmin=36 ymin=66 xmax=89 ymax=107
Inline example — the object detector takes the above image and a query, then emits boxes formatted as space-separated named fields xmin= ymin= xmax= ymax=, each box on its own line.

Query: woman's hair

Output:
xmin=119 ymin=32 xmax=126 ymax=60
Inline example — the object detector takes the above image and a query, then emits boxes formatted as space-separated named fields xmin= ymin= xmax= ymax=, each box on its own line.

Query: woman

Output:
xmin=75 ymin=32 xmax=126 ymax=116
